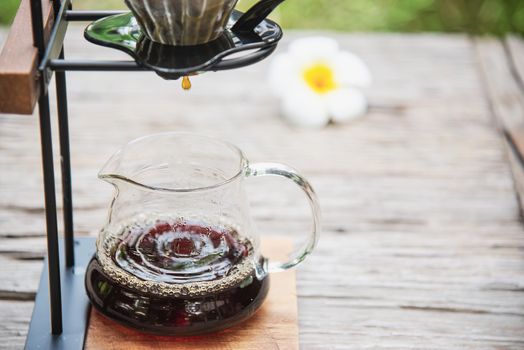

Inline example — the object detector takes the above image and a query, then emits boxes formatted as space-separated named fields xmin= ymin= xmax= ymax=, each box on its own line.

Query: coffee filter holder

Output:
xmin=84 ymin=1 xmax=285 ymax=80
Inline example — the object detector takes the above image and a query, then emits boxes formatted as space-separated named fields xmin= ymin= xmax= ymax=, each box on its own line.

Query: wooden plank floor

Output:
xmin=1 ymin=26 xmax=524 ymax=349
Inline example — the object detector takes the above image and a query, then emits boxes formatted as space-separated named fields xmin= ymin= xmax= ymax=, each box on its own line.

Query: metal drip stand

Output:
xmin=21 ymin=0 xmax=283 ymax=348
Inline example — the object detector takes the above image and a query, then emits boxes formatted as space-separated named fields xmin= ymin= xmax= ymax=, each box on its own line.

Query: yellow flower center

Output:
xmin=302 ymin=62 xmax=337 ymax=94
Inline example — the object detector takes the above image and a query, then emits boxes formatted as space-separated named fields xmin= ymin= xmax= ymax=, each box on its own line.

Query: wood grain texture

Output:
xmin=506 ymin=35 xmax=524 ymax=87
xmin=0 ymin=301 xmax=33 ymax=349
xmin=1 ymin=29 xmax=524 ymax=349
xmin=505 ymin=36 xmax=524 ymax=173
xmin=0 ymin=0 xmax=54 ymax=115
xmin=475 ymin=37 xmax=524 ymax=216
xmin=85 ymin=238 xmax=297 ymax=350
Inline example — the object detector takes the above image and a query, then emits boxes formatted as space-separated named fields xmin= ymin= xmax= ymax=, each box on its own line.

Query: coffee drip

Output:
xmin=181 ymin=76 xmax=191 ymax=90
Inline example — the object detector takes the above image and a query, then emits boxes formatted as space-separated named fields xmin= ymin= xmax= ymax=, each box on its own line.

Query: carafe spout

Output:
xmin=98 ymin=149 xmax=125 ymax=184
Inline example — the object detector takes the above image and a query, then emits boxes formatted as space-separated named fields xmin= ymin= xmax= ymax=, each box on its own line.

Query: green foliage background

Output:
xmin=1 ymin=0 xmax=523 ymax=35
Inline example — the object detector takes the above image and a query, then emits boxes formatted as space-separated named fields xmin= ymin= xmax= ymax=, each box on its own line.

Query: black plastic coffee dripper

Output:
xmin=84 ymin=0 xmax=286 ymax=80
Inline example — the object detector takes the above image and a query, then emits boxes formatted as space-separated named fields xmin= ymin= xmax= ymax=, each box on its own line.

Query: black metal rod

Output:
xmin=65 ymin=10 xmax=127 ymax=21
xmin=48 ymin=46 xmax=275 ymax=73
xmin=53 ymin=0 xmax=62 ymax=15
xmin=30 ymin=0 xmax=46 ymax=56
xmin=38 ymin=0 xmax=70 ymax=73
xmin=36 ymin=89 xmax=64 ymax=336
xmin=30 ymin=0 xmax=63 ymax=336
xmin=49 ymin=59 xmax=146 ymax=71
xmin=55 ymin=49 xmax=75 ymax=268
xmin=214 ymin=45 xmax=277 ymax=71
xmin=55 ymin=0 xmax=74 ymax=270
xmin=54 ymin=0 xmax=74 ymax=270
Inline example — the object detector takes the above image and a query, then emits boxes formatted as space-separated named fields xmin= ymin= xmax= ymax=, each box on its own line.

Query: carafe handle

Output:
xmin=247 ymin=163 xmax=320 ymax=273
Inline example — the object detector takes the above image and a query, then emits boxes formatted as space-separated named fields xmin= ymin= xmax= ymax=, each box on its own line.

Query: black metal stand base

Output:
xmin=25 ymin=237 xmax=95 ymax=350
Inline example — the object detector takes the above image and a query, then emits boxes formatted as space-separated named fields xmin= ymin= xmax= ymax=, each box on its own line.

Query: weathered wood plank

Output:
xmin=0 ymin=301 xmax=33 ymax=349
xmin=1 ymin=29 xmax=524 ymax=349
xmin=0 ymin=237 xmax=46 ymax=256
xmin=506 ymin=35 xmax=524 ymax=89
xmin=474 ymin=38 xmax=524 ymax=130
xmin=504 ymin=36 xmax=524 ymax=211
xmin=0 ymin=256 xmax=42 ymax=300
xmin=0 ymin=0 xmax=54 ymax=115
xmin=475 ymin=37 xmax=524 ymax=216
xmin=298 ymin=298 xmax=524 ymax=349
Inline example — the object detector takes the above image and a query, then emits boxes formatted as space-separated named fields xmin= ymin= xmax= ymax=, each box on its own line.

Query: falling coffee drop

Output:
xmin=182 ymin=76 xmax=191 ymax=90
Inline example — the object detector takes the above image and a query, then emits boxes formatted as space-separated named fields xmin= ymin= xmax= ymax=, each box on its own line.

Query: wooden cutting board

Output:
xmin=85 ymin=238 xmax=298 ymax=350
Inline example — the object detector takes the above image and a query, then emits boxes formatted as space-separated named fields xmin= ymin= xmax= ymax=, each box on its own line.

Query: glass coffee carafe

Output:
xmin=85 ymin=133 xmax=320 ymax=335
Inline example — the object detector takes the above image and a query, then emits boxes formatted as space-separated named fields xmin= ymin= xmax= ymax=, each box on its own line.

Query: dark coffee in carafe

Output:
xmin=86 ymin=217 xmax=269 ymax=335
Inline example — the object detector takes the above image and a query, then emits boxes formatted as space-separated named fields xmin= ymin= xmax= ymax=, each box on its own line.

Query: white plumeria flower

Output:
xmin=268 ymin=36 xmax=372 ymax=128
